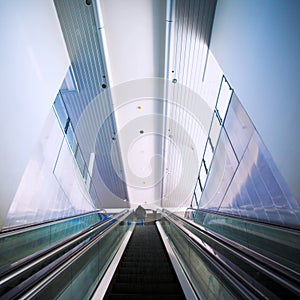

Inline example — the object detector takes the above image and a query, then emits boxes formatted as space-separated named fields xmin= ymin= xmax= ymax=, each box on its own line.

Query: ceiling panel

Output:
xmin=100 ymin=0 xmax=166 ymax=207
xmin=162 ymin=0 xmax=217 ymax=208
xmin=54 ymin=0 xmax=217 ymax=209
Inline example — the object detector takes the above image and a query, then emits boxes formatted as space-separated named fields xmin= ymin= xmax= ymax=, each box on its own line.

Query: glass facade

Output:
xmin=192 ymin=78 xmax=300 ymax=228
xmin=4 ymin=104 xmax=96 ymax=228
xmin=54 ymin=92 xmax=102 ymax=209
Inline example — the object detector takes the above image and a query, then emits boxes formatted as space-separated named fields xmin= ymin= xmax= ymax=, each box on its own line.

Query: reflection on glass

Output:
xmin=194 ymin=89 xmax=300 ymax=228
xmin=195 ymin=181 xmax=202 ymax=202
xmin=53 ymin=93 xmax=68 ymax=130
xmin=199 ymin=166 xmax=207 ymax=189
xmin=216 ymin=76 xmax=232 ymax=121
xmin=220 ymin=131 xmax=300 ymax=227
xmin=162 ymin=219 xmax=238 ymax=299
xmin=34 ymin=222 xmax=129 ymax=299
xmin=54 ymin=139 xmax=94 ymax=212
xmin=66 ymin=125 xmax=77 ymax=153
xmin=4 ymin=110 xmax=95 ymax=228
xmin=210 ymin=113 xmax=221 ymax=148
xmin=193 ymin=210 xmax=300 ymax=272
xmin=192 ymin=194 xmax=198 ymax=208
xmin=204 ymin=144 xmax=213 ymax=171
xmin=0 ymin=212 xmax=102 ymax=272
xmin=224 ymin=94 xmax=254 ymax=162
xmin=200 ymin=130 xmax=238 ymax=211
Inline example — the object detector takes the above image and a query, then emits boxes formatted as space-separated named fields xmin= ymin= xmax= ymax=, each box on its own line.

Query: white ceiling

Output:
xmin=100 ymin=0 xmax=166 ymax=85
xmin=55 ymin=0 xmax=217 ymax=209
xmin=100 ymin=0 xmax=166 ymax=208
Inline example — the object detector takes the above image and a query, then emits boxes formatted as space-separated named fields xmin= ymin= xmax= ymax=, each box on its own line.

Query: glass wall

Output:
xmin=53 ymin=92 xmax=101 ymax=207
xmin=4 ymin=106 xmax=96 ymax=228
xmin=192 ymin=77 xmax=300 ymax=228
xmin=192 ymin=76 xmax=232 ymax=208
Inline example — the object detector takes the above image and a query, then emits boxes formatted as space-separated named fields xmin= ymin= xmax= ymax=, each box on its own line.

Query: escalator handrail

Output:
xmin=161 ymin=212 xmax=262 ymax=299
xmin=171 ymin=210 xmax=300 ymax=283
xmin=0 ymin=210 xmax=129 ymax=294
xmin=1 ymin=210 xmax=132 ymax=300
xmin=185 ymin=207 xmax=300 ymax=232
xmin=0 ymin=210 xmax=123 ymax=280
xmin=162 ymin=211 xmax=300 ymax=298
xmin=0 ymin=209 xmax=105 ymax=236
xmin=182 ymin=209 xmax=300 ymax=286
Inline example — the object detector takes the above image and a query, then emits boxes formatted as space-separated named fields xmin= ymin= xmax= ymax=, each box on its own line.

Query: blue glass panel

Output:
xmin=217 ymin=173 xmax=238 ymax=215
xmin=209 ymin=113 xmax=221 ymax=149
xmin=216 ymin=76 xmax=232 ymax=121
xmin=75 ymin=147 xmax=86 ymax=177
xmin=65 ymin=125 xmax=77 ymax=153
xmin=193 ymin=88 xmax=300 ymax=227
xmin=53 ymin=93 xmax=68 ymax=130
xmin=219 ymin=130 xmax=300 ymax=227
xmin=224 ymin=94 xmax=254 ymax=162
xmin=200 ymin=163 xmax=207 ymax=182
xmin=199 ymin=130 xmax=238 ymax=210
xmin=195 ymin=181 xmax=202 ymax=202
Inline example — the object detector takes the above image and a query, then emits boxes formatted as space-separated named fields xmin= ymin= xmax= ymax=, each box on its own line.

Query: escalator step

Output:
xmin=116 ymin=274 xmax=177 ymax=284
xmin=111 ymin=282 xmax=182 ymax=294
xmin=105 ymin=225 xmax=185 ymax=299
xmin=107 ymin=293 xmax=185 ymax=300
xmin=117 ymin=266 xmax=173 ymax=275
xmin=120 ymin=261 xmax=172 ymax=269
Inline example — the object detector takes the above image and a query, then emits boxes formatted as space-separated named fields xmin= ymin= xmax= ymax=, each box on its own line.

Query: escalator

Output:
xmin=1 ymin=209 xmax=299 ymax=299
xmin=104 ymin=225 xmax=185 ymax=299
xmin=162 ymin=210 xmax=300 ymax=299
xmin=0 ymin=210 xmax=131 ymax=299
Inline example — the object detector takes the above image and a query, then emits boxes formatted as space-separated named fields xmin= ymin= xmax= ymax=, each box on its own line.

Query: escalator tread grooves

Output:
xmin=104 ymin=225 xmax=185 ymax=299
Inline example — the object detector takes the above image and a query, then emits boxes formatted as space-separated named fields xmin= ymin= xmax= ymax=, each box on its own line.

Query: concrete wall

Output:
xmin=209 ymin=0 xmax=300 ymax=201
xmin=0 ymin=1 xmax=70 ymax=229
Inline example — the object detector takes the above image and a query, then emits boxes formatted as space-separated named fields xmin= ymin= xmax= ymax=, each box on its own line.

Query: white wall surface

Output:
xmin=0 ymin=0 xmax=70 ymax=229
xmin=210 ymin=0 xmax=300 ymax=201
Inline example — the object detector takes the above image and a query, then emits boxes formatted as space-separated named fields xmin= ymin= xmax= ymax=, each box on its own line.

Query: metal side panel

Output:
xmin=156 ymin=221 xmax=198 ymax=300
xmin=91 ymin=223 xmax=135 ymax=300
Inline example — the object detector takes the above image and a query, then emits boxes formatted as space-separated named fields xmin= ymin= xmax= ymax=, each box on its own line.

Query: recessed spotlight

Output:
xmin=172 ymin=78 xmax=177 ymax=84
